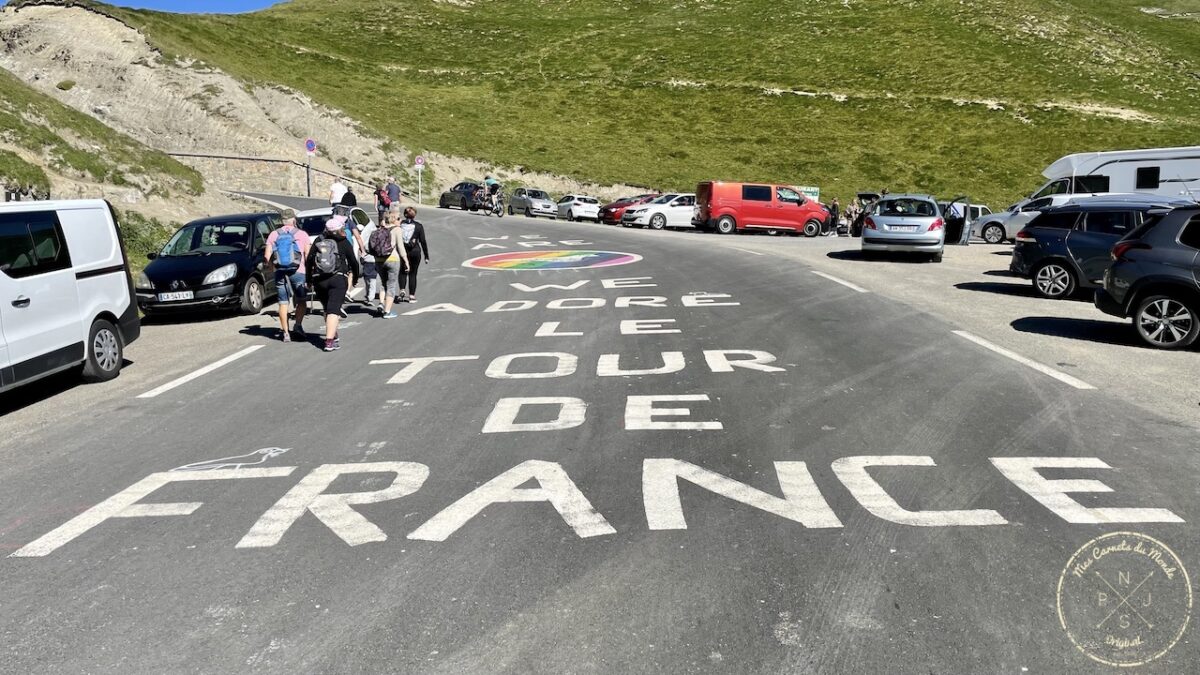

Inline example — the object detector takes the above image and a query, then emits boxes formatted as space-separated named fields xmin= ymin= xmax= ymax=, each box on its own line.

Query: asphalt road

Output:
xmin=1 ymin=198 xmax=1197 ymax=673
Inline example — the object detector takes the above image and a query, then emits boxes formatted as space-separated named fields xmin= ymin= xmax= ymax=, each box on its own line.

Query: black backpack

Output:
xmin=310 ymin=236 xmax=341 ymax=278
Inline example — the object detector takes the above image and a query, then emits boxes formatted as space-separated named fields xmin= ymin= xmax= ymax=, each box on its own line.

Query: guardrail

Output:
xmin=165 ymin=152 xmax=413 ymax=199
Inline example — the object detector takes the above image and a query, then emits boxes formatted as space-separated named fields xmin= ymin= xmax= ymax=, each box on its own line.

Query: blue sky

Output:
xmin=0 ymin=1 xmax=280 ymax=11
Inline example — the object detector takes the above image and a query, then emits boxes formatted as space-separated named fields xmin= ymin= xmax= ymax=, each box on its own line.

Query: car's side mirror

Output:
xmin=146 ymin=252 xmax=158 ymax=260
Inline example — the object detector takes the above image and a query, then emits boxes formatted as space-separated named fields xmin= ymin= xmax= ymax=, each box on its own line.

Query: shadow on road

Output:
xmin=826 ymin=250 xmax=930 ymax=264
xmin=992 ymin=251 xmax=1013 ymax=256
xmin=0 ymin=359 xmax=134 ymax=416
xmin=1011 ymin=316 xmax=1141 ymax=347
xmin=982 ymin=270 xmax=1017 ymax=278
xmin=955 ymin=281 xmax=1038 ymax=298
xmin=142 ymin=310 xmax=242 ymax=326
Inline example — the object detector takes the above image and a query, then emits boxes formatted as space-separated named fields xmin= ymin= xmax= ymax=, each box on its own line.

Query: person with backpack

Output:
xmin=340 ymin=185 xmax=358 ymax=207
xmin=308 ymin=219 xmax=361 ymax=351
xmin=368 ymin=210 xmax=412 ymax=319
xmin=399 ymin=206 xmax=430 ymax=303
xmin=374 ymin=182 xmax=391 ymax=225
xmin=263 ymin=213 xmax=311 ymax=342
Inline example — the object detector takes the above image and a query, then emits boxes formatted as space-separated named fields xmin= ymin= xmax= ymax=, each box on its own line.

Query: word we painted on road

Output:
xmin=10 ymin=455 xmax=1185 ymax=556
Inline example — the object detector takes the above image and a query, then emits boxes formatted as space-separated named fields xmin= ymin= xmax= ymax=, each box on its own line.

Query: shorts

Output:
xmin=274 ymin=268 xmax=307 ymax=304
xmin=377 ymin=259 xmax=401 ymax=297
xmin=361 ymin=259 xmax=378 ymax=279
xmin=314 ymin=274 xmax=349 ymax=316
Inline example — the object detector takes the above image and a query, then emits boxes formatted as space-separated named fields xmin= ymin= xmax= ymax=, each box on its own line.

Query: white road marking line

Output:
xmin=732 ymin=247 xmax=765 ymax=256
xmin=136 ymin=345 xmax=265 ymax=399
xmin=349 ymin=286 xmax=364 ymax=299
xmin=952 ymin=331 xmax=1096 ymax=390
xmin=812 ymin=271 xmax=869 ymax=293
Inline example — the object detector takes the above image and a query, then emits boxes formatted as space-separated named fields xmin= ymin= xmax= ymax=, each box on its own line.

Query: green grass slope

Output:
xmin=47 ymin=0 xmax=1200 ymax=205
xmin=0 ymin=65 xmax=203 ymax=196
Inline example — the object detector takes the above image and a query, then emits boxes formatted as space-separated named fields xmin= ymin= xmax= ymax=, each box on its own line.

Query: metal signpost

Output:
xmin=304 ymin=139 xmax=317 ymax=197
xmin=415 ymin=155 xmax=425 ymax=204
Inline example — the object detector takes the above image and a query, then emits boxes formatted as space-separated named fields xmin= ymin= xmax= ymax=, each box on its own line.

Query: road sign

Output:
xmin=415 ymin=155 xmax=425 ymax=171
xmin=798 ymin=185 xmax=820 ymax=201
xmin=305 ymin=139 xmax=317 ymax=156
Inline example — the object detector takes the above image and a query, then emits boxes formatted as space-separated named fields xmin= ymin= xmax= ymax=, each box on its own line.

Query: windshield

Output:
xmin=1032 ymin=179 xmax=1070 ymax=200
xmin=651 ymin=194 xmax=679 ymax=205
xmin=877 ymin=199 xmax=937 ymax=217
xmin=577 ymin=197 xmax=599 ymax=204
xmin=160 ymin=221 xmax=251 ymax=256
xmin=297 ymin=215 xmax=330 ymax=237
xmin=528 ymin=190 xmax=549 ymax=200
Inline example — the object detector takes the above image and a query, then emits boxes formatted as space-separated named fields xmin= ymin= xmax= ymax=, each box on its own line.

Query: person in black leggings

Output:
xmin=399 ymin=207 xmax=430 ymax=302
xmin=308 ymin=220 xmax=360 ymax=351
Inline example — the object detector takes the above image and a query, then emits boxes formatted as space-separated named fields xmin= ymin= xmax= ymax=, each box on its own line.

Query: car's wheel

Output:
xmin=649 ymin=213 xmax=667 ymax=230
xmin=1134 ymin=294 xmax=1199 ymax=350
xmin=524 ymin=207 xmax=532 ymax=218
xmin=241 ymin=276 xmax=265 ymax=314
xmin=765 ymin=229 xmax=781 ymax=236
xmin=81 ymin=318 xmax=123 ymax=383
xmin=931 ymin=252 xmax=944 ymax=263
xmin=715 ymin=215 xmax=736 ymax=235
xmin=982 ymin=224 xmax=1006 ymax=244
xmin=507 ymin=205 xmax=514 ymax=215
xmin=803 ymin=220 xmax=822 ymax=237
xmin=461 ymin=198 xmax=470 ymax=211
xmin=439 ymin=198 xmax=448 ymax=209
xmin=1032 ymin=261 xmax=1076 ymax=299
xmin=567 ymin=210 xmax=576 ymax=222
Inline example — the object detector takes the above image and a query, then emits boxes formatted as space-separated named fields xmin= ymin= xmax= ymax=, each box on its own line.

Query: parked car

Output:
xmin=861 ymin=194 xmax=945 ymax=261
xmin=0 ymin=199 xmax=140 ymax=391
xmin=137 ymin=212 xmax=281 ymax=317
xmin=1010 ymin=197 xmax=1192 ymax=299
xmin=1095 ymin=205 xmax=1200 ymax=349
xmin=622 ymin=193 xmax=697 ymax=229
xmin=599 ymin=194 xmax=659 ymax=225
xmin=509 ymin=188 xmax=557 ymax=218
xmin=438 ymin=181 xmax=483 ymax=211
xmin=694 ymin=181 xmax=831 ymax=236
xmin=556 ymin=195 xmax=601 ymax=222
xmin=296 ymin=205 xmax=373 ymax=238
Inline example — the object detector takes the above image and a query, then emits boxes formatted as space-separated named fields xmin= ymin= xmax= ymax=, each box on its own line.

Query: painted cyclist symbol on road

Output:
xmin=463 ymin=250 xmax=643 ymax=270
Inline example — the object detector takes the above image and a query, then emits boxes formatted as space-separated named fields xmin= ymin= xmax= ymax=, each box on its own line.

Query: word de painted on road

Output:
xmin=463 ymin=250 xmax=641 ymax=270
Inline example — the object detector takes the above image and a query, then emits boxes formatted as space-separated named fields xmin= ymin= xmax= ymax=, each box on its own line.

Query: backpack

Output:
xmin=368 ymin=226 xmax=394 ymax=258
xmin=311 ymin=236 xmax=341 ymax=277
xmin=272 ymin=227 xmax=301 ymax=269
xmin=379 ymin=190 xmax=392 ymax=208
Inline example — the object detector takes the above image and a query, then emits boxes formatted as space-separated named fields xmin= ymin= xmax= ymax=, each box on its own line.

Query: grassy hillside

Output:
xmin=42 ymin=0 xmax=1200 ymax=206
xmin=0 ymin=65 xmax=203 ymax=196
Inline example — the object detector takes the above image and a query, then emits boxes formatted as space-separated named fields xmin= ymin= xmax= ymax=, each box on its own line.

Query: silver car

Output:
xmin=861 ymin=194 xmax=945 ymax=262
xmin=509 ymin=188 xmax=557 ymax=219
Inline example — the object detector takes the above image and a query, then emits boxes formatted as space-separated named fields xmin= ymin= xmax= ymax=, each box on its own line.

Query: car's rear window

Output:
xmin=877 ymin=199 xmax=936 ymax=217
xmin=1030 ymin=211 xmax=1081 ymax=229
xmin=297 ymin=215 xmax=328 ymax=237
xmin=578 ymin=197 xmax=599 ymax=204
xmin=1177 ymin=215 xmax=1200 ymax=250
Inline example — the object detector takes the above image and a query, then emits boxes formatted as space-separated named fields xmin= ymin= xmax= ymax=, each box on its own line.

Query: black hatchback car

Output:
xmin=1095 ymin=206 xmax=1200 ymax=349
xmin=1009 ymin=198 xmax=1184 ymax=299
xmin=438 ymin=181 xmax=483 ymax=211
xmin=135 ymin=212 xmax=280 ymax=316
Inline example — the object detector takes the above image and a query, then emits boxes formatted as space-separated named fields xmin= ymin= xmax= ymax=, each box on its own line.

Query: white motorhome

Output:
xmin=0 ymin=199 xmax=140 ymax=393
xmin=1023 ymin=146 xmax=1200 ymax=206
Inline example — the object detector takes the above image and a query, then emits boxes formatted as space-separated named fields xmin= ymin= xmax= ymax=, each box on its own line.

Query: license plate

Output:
xmin=158 ymin=291 xmax=194 ymax=302
xmin=891 ymin=225 xmax=919 ymax=232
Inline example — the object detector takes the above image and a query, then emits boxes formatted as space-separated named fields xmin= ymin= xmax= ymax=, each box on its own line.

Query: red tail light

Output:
xmin=928 ymin=218 xmax=944 ymax=231
xmin=1111 ymin=241 xmax=1150 ymax=262
xmin=1015 ymin=229 xmax=1037 ymax=243
xmin=865 ymin=216 xmax=877 ymax=230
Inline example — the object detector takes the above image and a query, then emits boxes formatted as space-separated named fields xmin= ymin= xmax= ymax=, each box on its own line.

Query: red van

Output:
xmin=694 ymin=181 xmax=830 ymax=236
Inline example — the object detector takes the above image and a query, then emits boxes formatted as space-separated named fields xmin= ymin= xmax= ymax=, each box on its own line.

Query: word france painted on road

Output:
xmin=463 ymin=250 xmax=642 ymax=270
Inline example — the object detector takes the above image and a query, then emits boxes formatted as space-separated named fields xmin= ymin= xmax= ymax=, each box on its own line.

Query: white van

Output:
xmin=0 ymin=199 xmax=140 ymax=392
xmin=1022 ymin=146 xmax=1200 ymax=207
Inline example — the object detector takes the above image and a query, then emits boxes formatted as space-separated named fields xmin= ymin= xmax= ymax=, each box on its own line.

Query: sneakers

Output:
xmin=293 ymin=323 xmax=306 ymax=338
xmin=408 ymin=296 xmax=417 ymax=304
xmin=324 ymin=338 xmax=336 ymax=352
xmin=333 ymin=337 xmax=340 ymax=350
xmin=280 ymin=330 xmax=291 ymax=343
xmin=337 ymin=307 xmax=349 ymax=318
xmin=382 ymin=311 xmax=398 ymax=319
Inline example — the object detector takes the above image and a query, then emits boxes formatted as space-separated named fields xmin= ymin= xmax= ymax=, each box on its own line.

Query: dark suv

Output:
xmin=438 ymin=181 xmax=483 ymax=211
xmin=1095 ymin=206 xmax=1200 ymax=349
xmin=1009 ymin=199 xmax=1183 ymax=299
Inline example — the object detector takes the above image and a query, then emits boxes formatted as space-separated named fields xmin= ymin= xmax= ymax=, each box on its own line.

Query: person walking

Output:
xmin=399 ymin=206 xmax=430 ymax=303
xmin=340 ymin=185 xmax=358 ymax=207
xmin=329 ymin=178 xmax=347 ymax=207
xmin=263 ymin=213 xmax=310 ymax=342
xmin=308 ymin=219 xmax=360 ymax=352
xmin=374 ymin=182 xmax=391 ymax=225
xmin=369 ymin=210 xmax=412 ymax=318
xmin=386 ymin=176 xmax=401 ymax=208
xmin=359 ymin=215 xmax=380 ymax=310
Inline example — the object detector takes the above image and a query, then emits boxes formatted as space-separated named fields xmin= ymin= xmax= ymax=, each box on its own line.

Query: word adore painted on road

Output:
xmin=464 ymin=250 xmax=642 ymax=270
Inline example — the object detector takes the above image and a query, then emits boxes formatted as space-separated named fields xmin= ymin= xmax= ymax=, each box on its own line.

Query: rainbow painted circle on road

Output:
xmin=463 ymin=250 xmax=642 ymax=270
